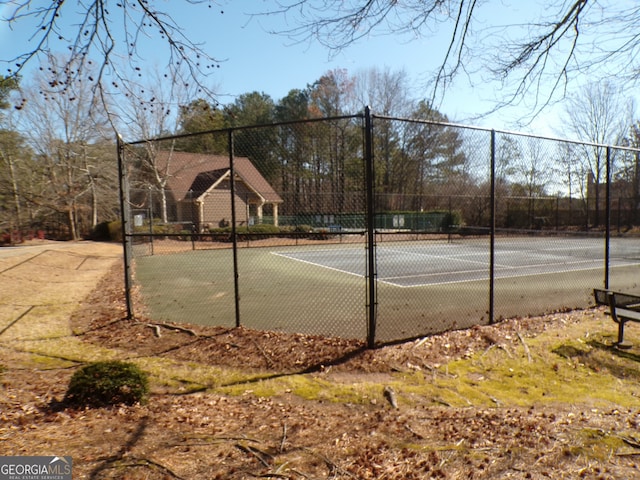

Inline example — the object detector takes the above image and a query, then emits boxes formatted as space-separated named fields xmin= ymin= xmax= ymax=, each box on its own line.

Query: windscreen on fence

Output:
xmin=118 ymin=109 xmax=640 ymax=346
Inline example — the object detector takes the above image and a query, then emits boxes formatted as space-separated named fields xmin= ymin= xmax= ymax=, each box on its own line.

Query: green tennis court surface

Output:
xmin=274 ymin=237 xmax=640 ymax=287
xmin=132 ymin=237 xmax=640 ymax=342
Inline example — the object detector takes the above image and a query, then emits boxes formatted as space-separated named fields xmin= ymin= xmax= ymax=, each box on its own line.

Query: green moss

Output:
xmin=68 ymin=321 xmax=637 ymax=410
xmin=208 ymin=319 xmax=640 ymax=409
xmin=567 ymin=428 xmax=627 ymax=460
xmin=218 ymin=374 xmax=378 ymax=404
xmin=17 ymin=307 xmax=640 ymax=415
xmin=29 ymin=355 xmax=77 ymax=370
xmin=427 ymin=330 xmax=640 ymax=408
xmin=133 ymin=357 xmax=273 ymax=393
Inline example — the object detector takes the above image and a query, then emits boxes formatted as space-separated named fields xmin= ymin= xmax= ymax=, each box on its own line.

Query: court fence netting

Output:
xmin=117 ymin=107 xmax=640 ymax=346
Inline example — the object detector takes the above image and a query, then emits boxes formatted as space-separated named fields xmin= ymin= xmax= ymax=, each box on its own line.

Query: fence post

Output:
xmin=489 ymin=130 xmax=496 ymax=324
xmin=148 ymin=186 xmax=154 ymax=256
xmin=604 ymin=146 xmax=611 ymax=289
xmin=364 ymin=106 xmax=377 ymax=347
xmin=117 ymin=133 xmax=134 ymax=320
xmin=189 ymin=190 xmax=196 ymax=251
xmin=229 ymin=129 xmax=241 ymax=328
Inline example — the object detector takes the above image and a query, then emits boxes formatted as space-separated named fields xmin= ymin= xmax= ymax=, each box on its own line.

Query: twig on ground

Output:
xmin=177 ymin=434 xmax=261 ymax=447
xmin=279 ymin=422 xmax=288 ymax=453
xmin=413 ymin=337 xmax=429 ymax=348
xmin=517 ymin=331 xmax=532 ymax=363
xmin=168 ymin=324 xmax=198 ymax=336
xmin=482 ymin=343 xmax=512 ymax=358
xmin=432 ymin=397 xmax=452 ymax=407
xmin=235 ymin=443 xmax=273 ymax=468
xmin=147 ymin=323 xmax=198 ymax=337
xmin=497 ymin=344 xmax=513 ymax=358
xmin=620 ymin=435 xmax=640 ymax=449
xmin=303 ymin=448 xmax=357 ymax=479
xmin=245 ymin=472 xmax=291 ymax=478
xmin=101 ymin=457 xmax=185 ymax=479
xmin=383 ymin=386 xmax=398 ymax=409
xmin=252 ymin=339 xmax=274 ymax=368
xmin=289 ymin=469 xmax=311 ymax=478
xmin=405 ymin=424 xmax=426 ymax=439
xmin=147 ymin=324 xmax=162 ymax=337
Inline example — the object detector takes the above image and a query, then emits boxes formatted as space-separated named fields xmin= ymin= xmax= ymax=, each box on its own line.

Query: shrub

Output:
xmin=311 ymin=228 xmax=333 ymax=240
xmin=151 ymin=224 xmax=179 ymax=235
xmin=235 ymin=224 xmax=280 ymax=241
xmin=241 ymin=224 xmax=280 ymax=234
xmin=279 ymin=224 xmax=313 ymax=239
xmin=177 ymin=229 xmax=193 ymax=241
xmin=90 ymin=221 xmax=111 ymax=241
xmin=64 ymin=360 xmax=149 ymax=408
xmin=107 ymin=220 xmax=122 ymax=242
xmin=293 ymin=224 xmax=313 ymax=233
xmin=440 ymin=211 xmax=463 ymax=231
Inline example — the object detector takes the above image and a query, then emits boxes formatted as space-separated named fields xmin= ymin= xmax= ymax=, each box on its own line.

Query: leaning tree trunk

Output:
xmin=67 ymin=204 xmax=79 ymax=240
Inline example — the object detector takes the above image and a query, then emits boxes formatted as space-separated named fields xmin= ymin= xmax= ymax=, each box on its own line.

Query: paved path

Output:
xmin=0 ymin=241 xmax=122 ymax=350
xmin=0 ymin=240 xmax=122 ymax=259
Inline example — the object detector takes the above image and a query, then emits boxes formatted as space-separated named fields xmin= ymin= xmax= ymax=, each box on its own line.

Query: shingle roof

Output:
xmin=190 ymin=169 xmax=228 ymax=196
xmin=155 ymin=151 xmax=283 ymax=203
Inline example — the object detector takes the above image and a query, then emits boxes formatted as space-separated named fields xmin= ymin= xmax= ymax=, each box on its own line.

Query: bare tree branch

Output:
xmin=264 ymin=0 xmax=640 ymax=119
xmin=266 ymin=1 xmax=468 ymax=51
xmin=1 ymin=1 xmax=223 ymax=116
xmin=5 ymin=0 xmax=640 ymax=122
xmin=496 ymin=0 xmax=588 ymax=75
xmin=430 ymin=0 xmax=478 ymax=106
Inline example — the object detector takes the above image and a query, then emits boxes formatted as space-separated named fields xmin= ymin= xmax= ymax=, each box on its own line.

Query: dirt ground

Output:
xmin=1 ymin=241 xmax=640 ymax=479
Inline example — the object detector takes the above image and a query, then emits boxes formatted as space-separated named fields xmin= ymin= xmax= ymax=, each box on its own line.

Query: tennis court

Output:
xmin=272 ymin=236 xmax=640 ymax=287
xmin=132 ymin=235 xmax=640 ymax=342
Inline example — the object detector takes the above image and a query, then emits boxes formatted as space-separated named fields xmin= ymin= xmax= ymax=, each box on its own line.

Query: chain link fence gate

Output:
xmin=117 ymin=108 xmax=640 ymax=346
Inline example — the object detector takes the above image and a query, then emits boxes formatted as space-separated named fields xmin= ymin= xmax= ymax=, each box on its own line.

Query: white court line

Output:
xmin=271 ymin=251 xmax=365 ymax=279
xmin=380 ymin=258 xmax=600 ymax=282
xmin=379 ymin=259 xmax=640 ymax=288
xmin=379 ymin=246 xmax=506 ymax=268
xmin=272 ymin=247 xmax=640 ymax=288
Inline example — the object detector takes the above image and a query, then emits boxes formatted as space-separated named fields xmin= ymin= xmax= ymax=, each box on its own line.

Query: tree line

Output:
xmin=0 ymin=63 xmax=465 ymax=239
xmin=2 ymin=59 xmax=640 ymax=241
xmin=4 ymin=3 xmax=640 ymax=240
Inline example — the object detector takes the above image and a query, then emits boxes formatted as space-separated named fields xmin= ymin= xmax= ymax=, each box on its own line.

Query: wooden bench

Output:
xmin=593 ymin=289 xmax=640 ymax=349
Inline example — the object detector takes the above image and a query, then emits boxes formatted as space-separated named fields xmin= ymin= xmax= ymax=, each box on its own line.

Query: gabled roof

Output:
xmin=155 ymin=151 xmax=282 ymax=203
xmin=190 ymin=169 xmax=228 ymax=196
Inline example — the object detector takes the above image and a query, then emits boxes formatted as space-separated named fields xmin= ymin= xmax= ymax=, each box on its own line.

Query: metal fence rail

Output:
xmin=118 ymin=108 xmax=640 ymax=346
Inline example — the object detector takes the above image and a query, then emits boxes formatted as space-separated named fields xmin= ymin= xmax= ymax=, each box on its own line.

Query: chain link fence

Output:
xmin=118 ymin=109 xmax=640 ymax=346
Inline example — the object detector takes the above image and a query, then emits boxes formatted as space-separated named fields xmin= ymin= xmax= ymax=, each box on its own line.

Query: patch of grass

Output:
xmin=179 ymin=319 xmax=640 ymax=410
xmin=133 ymin=356 xmax=274 ymax=393
xmin=218 ymin=374 xmax=381 ymax=404
xmin=433 ymin=328 xmax=640 ymax=408
xmin=26 ymin=353 xmax=77 ymax=370
xmin=370 ymin=320 xmax=640 ymax=410
xmin=47 ymin=309 xmax=640 ymax=414
xmin=568 ymin=428 xmax=627 ymax=461
xmin=15 ymin=337 xmax=122 ymax=364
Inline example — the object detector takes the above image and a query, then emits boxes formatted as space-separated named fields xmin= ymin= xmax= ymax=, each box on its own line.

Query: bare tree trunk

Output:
xmin=7 ymin=156 xmax=22 ymax=230
xmin=634 ymin=150 xmax=640 ymax=224
xmin=68 ymin=206 xmax=78 ymax=241
xmin=91 ymin=179 xmax=98 ymax=227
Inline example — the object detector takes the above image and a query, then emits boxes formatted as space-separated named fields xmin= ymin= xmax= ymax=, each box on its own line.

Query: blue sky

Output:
xmin=167 ymin=1 xmax=539 ymax=125
xmin=0 ymin=1 xmax=626 ymax=134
